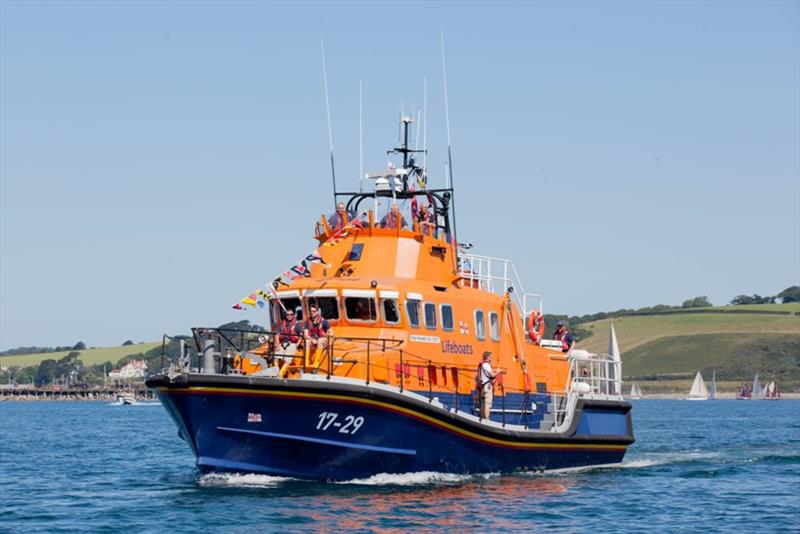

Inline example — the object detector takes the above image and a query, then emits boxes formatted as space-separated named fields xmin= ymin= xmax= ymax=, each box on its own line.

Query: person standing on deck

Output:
xmin=477 ymin=351 xmax=503 ymax=420
xmin=304 ymin=305 xmax=331 ymax=370
xmin=553 ymin=321 xmax=575 ymax=353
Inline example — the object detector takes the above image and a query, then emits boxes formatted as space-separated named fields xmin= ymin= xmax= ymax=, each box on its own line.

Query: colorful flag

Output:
xmin=232 ymin=303 xmax=244 ymax=310
xmin=305 ymin=253 xmax=325 ymax=265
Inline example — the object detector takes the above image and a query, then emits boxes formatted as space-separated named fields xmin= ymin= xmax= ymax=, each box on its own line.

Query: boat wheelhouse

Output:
xmin=147 ymin=114 xmax=634 ymax=480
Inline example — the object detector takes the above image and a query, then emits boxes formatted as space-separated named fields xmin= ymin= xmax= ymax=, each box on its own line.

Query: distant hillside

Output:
xmin=0 ymin=343 xmax=161 ymax=368
xmin=578 ymin=305 xmax=800 ymax=389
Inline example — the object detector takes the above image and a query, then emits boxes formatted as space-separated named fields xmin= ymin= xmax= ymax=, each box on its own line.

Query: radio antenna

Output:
xmin=321 ymin=39 xmax=337 ymax=207
xmin=359 ymin=79 xmax=364 ymax=193
xmin=440 ymin=32 xmax=459 ymax=258
xmin=423 ymin=75 xmax=427 ymax=183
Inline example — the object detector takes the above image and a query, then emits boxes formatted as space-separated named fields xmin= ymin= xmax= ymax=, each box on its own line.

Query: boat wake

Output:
xmin=198 ymin=473 xmax=295 ymax=488
xmin=618 ymin=451 xmax=722 ymax=469
xmin=336 ymin=471 xmax=493 ymax=486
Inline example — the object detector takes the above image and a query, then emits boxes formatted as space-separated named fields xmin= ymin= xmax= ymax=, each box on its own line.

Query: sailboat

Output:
xmin=709 ymin=370 xmax=717 ymax=400
xmin=765 ymin=381 xmax=781 ymax=400
xmin=752 ymin=373 xmax=765 ymax=400
xmin=629 ymin=383 xmax=643 ymax=400
xmin=686 ymin=371 xmax=710 ymax=401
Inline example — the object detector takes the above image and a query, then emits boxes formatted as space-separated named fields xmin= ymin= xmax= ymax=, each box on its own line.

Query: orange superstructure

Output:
xmin=265 ymin=213 xmax=569 ymax=398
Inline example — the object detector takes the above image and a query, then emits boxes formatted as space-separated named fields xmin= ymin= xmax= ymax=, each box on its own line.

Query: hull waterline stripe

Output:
xmin=217 ymin=426 xmax=417 ymax=456
xmin=160 ymin=386 xmax=627 ymax=452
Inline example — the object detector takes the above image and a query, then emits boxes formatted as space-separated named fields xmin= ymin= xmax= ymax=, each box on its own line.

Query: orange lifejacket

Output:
xmin=527 ymin=309 xmax=545 ymax=345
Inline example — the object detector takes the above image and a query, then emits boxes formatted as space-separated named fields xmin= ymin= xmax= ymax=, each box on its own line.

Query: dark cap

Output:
xmin=556 ymin=320 xmax=565 ymax=327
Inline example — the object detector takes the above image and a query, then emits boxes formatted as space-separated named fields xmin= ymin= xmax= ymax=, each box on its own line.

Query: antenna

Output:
xmin=359 ymin=79 xmax=364 ymax=193
xmin=441 ymin=32 xmax=454 ymax=190
xmin=440 ymin=31 xmax=459 ymax=256
xmin=423 ymin=75 xmax=427 ymax=184
xmin=321 ymin=39 xmax=337 ymax=208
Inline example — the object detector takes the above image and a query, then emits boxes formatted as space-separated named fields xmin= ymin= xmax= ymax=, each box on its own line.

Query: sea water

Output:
xmin=0 ymin=400 xmax=798 ymax=532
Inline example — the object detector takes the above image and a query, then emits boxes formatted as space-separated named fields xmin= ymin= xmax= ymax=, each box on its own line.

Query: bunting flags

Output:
xmin=232 ymin=241 xmax=335 ymax=311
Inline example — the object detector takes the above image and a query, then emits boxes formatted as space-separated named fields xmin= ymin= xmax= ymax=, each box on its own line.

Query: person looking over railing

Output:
xmin=275 ymin=308 xmax=302 ymax=377
xmin=381 ymin=203 xmax=407 ymax=230
xmin=415 ymin=201 xmax=435 ymax=236
xmin=553 ymin=321 xmax=575 ymax=353
xmin=304 ymin=305 xmax=331 ymax=370
xmin=330 ymin=202 xmax=349 ymax=231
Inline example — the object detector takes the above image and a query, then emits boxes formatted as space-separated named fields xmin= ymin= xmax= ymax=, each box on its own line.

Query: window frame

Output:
xmin=343 ymin=296 xmax=378 ymax=323
xmin=489 ymin=311 xmax=500 ymax=341
xmin=440 ymin=304 xmax=454 ymax=332
xmin=305 ymin=296 xmax=340 ymax=322
xmin=381 ymin=298 xmax=401 ymax=325
xmin=405 ymin=299 xmax=421 ymax=329
xmin=474 ymin=309 xmax=486 ymax=341
xmin=423 ymin=302 xmax=438 ymax=330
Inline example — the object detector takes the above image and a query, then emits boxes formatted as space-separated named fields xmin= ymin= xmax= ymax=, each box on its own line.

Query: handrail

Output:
xmin=160 ymin=328 xmax=622 ymax=432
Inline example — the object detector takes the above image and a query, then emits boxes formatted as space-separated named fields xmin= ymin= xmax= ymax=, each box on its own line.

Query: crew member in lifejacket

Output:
xmin=304 ymin=304 xmax=331 ymax=369
xmin=476 ymin=351 xmax=503 ymax=420
xmin=416 ymin=201 xmax=435 ymax=236
xmin=274 ymin=308 xmax=302 ymax=377
xmin=331 ymin=202 xmax=349 ymax=231
xmin=381 ymin=203 xmax=407 ymax=230
xmin=553 ymin=320 xmax=575 ymax=353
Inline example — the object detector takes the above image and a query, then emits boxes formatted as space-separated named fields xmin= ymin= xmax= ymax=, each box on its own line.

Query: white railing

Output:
xmin=458 ymin=253 xmax=542 ymax=319
xmin=550 ymin=350 xmax=624 ymax=431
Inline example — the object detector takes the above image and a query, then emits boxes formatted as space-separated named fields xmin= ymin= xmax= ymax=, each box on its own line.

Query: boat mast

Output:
xmin=321 ymin=39 xmax=337 ymax=209
xmin=441 ymin=32 xmax=459 ymax=256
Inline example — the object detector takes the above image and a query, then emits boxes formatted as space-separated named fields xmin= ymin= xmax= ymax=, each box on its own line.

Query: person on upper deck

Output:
xmin=416 ymin=201 xmax=435 ymax=235
xmin=274 ymin=308 xmax=302 ymax=376
xmin=553 ymin=321 xmax=575 ymax=353
xmin=476 ymin=351 xmax=503 ymax=420
xmin=381 ymin=203 xmax=407 ymax=230
xmin=330 ymin=202 xmax=349 ymax=231
xmin=304 ymin=304 xmax=331 ymax=370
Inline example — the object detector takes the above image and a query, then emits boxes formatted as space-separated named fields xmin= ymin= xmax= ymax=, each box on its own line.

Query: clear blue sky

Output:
xmin=1 ymin=1 xmax=798 ymax=350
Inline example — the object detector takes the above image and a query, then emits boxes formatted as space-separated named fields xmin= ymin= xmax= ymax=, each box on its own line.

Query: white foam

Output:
xmin=336 ymin=471 xmax=479 ymax=486
xmin=198 ymin=473 xmax=294 ymax=488
xmin=619 ymin=451 xmax=721 ymax=469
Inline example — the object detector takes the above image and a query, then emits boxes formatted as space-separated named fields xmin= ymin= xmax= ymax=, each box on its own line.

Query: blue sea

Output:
xmin=1 ymin=400 xmax=798 ymax=533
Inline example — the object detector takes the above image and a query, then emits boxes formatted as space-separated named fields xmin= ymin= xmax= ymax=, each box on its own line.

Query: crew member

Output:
xmin=274 ymin=308 xmax=302 ymax=377
xmin=331 ymin=202 xmax=349 ymax=231
xmin=416 ymin=201 xmax=434 ymax=235
xmin=476 ymin=351 xmax=503 ymax=420
xmin=304 ymin=304 xmax=331 ymax=370
xmin=382 ymin=203 xmax=407 ymax=230
xmin=553 ymin=320 xmax=575 ymax=353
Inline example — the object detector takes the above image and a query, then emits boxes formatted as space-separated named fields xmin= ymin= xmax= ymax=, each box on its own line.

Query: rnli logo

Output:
xmin=247 ymin=413 xmax=262 ymax=423
xmin=441 ymin=340 xmax=474 ymax=355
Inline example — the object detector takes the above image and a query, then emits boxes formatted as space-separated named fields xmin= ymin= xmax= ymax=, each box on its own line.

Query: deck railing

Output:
xmin=159 ymin=328 xmax=622 ymax=431
xmin=458 ymin=253 xmax=542 ymax=320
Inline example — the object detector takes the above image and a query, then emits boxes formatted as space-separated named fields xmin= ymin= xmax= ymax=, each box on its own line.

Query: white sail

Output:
xmin=608 ymin=323 xmax=620 ymax=361
xmin=687 ymin=371 xmax=709 ymax=400
xmin=629 ymin=383 xmax=642 ymax=399
xmin=710 ymin=371 xmax=717 ymax=400
xmin=752 ymin=373 xmax=763 ymax=399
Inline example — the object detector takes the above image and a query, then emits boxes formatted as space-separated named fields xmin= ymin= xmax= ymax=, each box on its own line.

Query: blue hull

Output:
xmin=148 ymin=374 xmax=633 ymax=480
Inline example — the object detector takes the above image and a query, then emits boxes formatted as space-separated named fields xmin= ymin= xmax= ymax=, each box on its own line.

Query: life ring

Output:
xmin=527 ymin=310 xmax=545 ymax=345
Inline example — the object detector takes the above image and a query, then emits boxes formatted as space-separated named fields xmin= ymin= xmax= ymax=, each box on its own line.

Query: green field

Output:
xmin=689 ymin=302 xmax=800 ymax=313
xmin=0 ymin=342 xmax=161 ymax=368
xmin=577 ymin=306 xmax=799 ymax=391
xmin=580 ymin=312 xmax=799 ymax=354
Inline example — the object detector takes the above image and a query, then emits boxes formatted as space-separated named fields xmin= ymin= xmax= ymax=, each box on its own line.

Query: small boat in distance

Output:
xmin=764 ymin=381 xmax=781 ymax=400
xmin=710 ymin=371 xmax=717 ymax=400
xmin=116 ymin=393 xmax=136 ymax=405
xmin=629 ymin=383 xmax=643 ymax=400
xmin=752 ymin=373 xmax=765 ymax=400
xmin=686 ymin=372 xmax=710 ymax=401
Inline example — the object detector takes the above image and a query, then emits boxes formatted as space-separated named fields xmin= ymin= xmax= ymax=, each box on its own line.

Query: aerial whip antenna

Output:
xmin=440 ymin=32 xmax=458 ymax=256
xmin=359 ymin=79 xmax=364 ymax=193
xmin=321 ymin=39 xmax=337 ymax=208
xmin=423 ymin=75 xmax=428 ymax=184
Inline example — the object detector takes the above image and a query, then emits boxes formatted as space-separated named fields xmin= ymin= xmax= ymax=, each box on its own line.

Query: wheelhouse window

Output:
xmin=275 ymin=298 xmax=303 ymax=322
xmin=406 ymin=300 xmax=420 ymax=328
xmin=424 ymin=302 xmax=437 ymax=330
xmin=474 ymin=310 xmax=486 ymax=340
xmin=306 ymin=296 xmax=339 ymax=321
xmin=344 ymin=297 xmax=377 ymax=322
xmin=489 ymin=312 xmax=500 ymax=341
xmin=382 ymin=299 xmax=400 ymax=325
xmin=440 ymin=304 xmax=454 ymax=331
